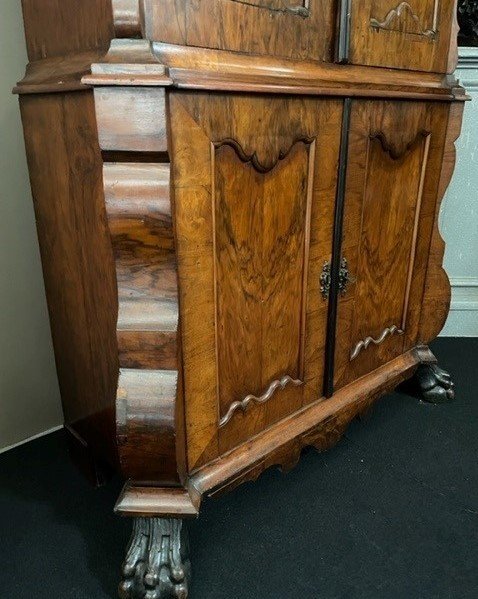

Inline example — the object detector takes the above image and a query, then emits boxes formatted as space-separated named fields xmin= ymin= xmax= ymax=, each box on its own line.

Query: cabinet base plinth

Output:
xmin=119 ymin=518 xmax=190 ymax=599
xmin=401 ymin=363 xmax=456 ymax=403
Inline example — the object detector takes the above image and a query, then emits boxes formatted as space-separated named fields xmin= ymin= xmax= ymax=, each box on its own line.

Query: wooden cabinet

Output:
xmin=15 ymin=1 xmax=466 ymax=598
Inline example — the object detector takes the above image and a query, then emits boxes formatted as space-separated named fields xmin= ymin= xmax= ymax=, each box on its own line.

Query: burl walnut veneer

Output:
xmin=15 ymin=1 xmax=466 ymax=597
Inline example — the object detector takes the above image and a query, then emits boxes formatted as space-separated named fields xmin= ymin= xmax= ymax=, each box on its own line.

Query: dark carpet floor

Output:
xmin=0 ymin=338 xmax=477 ymax=599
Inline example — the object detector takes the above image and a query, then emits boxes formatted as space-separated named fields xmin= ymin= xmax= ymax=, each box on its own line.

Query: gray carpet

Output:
xmin=0 ymin=338 xmax=477 ymax=598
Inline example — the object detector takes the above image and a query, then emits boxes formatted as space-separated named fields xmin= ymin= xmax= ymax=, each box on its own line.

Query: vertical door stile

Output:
xmin=336 ymin=0 xmax=352 ymax=64
xmin=324 ymin=97 xmax=352 ymax=398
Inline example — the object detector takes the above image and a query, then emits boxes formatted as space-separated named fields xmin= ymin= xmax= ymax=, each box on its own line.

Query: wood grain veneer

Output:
xmin=348 ymin=0 xmax=459 ymax=73
xmin=20 ymin=91 xmax=119 ymax=468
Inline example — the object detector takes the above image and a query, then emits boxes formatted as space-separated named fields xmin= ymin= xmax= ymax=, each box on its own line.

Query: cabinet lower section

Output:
xmin=116 ymin=344 xmax=440 ymax=515
xmin=115 ymin=344 xmax=455 ymax=598
xmin=166 ymin=93 xmax=455 ymax=470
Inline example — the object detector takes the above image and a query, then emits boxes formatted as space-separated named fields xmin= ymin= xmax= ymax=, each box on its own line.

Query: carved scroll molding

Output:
xmin=112 ymin=0 xmax=143 ymax=38
xmin=228 ymin=0 xmax=310 ymax=17
xmin=370 ymin=129 xmax=430 ymax=161
xmin=220 ymin=375 xmax=304 ymax=427
xmin=370 ymin=1 xmax=438 ymax=39
xmin=350 ymin=326 xmax=404 ymax=361
xmin=213 ymin=137 xmax=314 ymax=173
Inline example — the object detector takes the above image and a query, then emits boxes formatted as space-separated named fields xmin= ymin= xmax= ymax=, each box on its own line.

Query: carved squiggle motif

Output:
xmin=228 ymin=0 xmax=310 ymax=17
xmin=220 ymin=375 xmax=303 ymax=427
xmin=370 ymin=130 xmax=430 ymax=160
xmin=370 ymin=1 xmax=438 ymax=38
xmin=350 ymin=325 xmax=404 ymax=361
xmin=214 ymin=137 xmax=314 ymax=173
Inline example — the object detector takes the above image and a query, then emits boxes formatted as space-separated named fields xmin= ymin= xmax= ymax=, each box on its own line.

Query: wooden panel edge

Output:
xmin=13 ymin=50 xmax=106 ymax=95
xmin=446 ymin=0 xmax=460 ymax=74
xmin=79 ymin=40 xmax=466 ymax=101
xmin=191 ymin=346 xmax=433 ymax=496
xmin=115 ymin=483 xmax=201 ymax=518
xmin=418 ymin=102 xmax=465 ymax=343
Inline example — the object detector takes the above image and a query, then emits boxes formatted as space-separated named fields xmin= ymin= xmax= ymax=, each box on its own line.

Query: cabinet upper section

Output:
xmin=20 ymin=0 xmax=459 ymax=74
xmin=140 ymin=0 xmax=459 ymax=74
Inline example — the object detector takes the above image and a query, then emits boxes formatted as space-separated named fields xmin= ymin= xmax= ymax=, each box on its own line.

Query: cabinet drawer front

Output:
xmin=143 ymin=0 xmax=335 ymax=63
xmin=346 ymin=0 xmax=457 ymax=73
xmin=170 ymin=92 xmax=342 ymax=468
xmin=334 ymin=100 xmax=449 ymax=391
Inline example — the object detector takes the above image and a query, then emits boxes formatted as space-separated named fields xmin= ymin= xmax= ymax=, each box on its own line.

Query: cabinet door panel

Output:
xmin=144 ymin=0 xmax=335 ymax=63
xmin=214 ymin=142 xmax=309 ymax=428
xmin=170 ymin=93 xmax=342 ymax=468
xmin=334 ymin=100 xmax=449 ymax=391
xmin=348 ymin=0 xmax=457 ymax=72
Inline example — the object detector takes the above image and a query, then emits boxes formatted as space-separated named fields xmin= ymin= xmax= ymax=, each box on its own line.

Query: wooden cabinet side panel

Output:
xmin=21 ymin=0 xmax=114 ymax=61
xmin=144 ymin=0 xmax=335 ymax=62
xmin=419 ymin=102 xmax=464 ymax=343
xmin=20 ymin=91 xmax=119 ymax=467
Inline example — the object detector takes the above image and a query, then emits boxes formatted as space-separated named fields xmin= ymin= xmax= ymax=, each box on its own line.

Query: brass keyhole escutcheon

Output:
xmin=320 ymin=258 xmax=354 ymax=300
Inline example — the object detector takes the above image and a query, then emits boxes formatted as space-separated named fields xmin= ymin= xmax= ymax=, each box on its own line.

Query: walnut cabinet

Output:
xmin=15 ymin=1 xmax=466 ymax=597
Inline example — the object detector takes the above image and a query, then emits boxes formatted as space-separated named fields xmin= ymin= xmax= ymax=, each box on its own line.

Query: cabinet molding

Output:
xmin=228 ymin=0 xmax=311 ymax=17
xmin=220 ymin=375 xmax=304 ymax=427
xmin=350 ymin=325 xmax=405 ymax=361
xmin=370 ymin=1 xmax=439 ymax=38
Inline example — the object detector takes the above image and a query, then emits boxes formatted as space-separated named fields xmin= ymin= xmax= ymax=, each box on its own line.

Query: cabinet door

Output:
xmin=170 ymin=93 xmax=342 ymax=468
xmin=144 ymin=0 xmax=335 ymax=63
xmin=334 ymin=100 xmax=449 ymax=391
xmin=346 ymin=0 xmax=457 ymax=72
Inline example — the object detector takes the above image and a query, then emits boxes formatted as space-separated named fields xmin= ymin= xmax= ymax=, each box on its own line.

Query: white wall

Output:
xmin=441 ymin=48 xmax=478 ymax=337
xmin=0 ymin=0 xmax=63 ymax=452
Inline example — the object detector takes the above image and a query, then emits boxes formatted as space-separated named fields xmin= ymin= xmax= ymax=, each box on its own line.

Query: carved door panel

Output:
xmin=334 ymin=100 xmax=449 ymax=391
xmin=143 ymin=0 xmax=335 ymax=62
xmin=170 ymin=92 xmax=342 ymax=468
xmin=345 ymin=0 xmax=458 ymax=72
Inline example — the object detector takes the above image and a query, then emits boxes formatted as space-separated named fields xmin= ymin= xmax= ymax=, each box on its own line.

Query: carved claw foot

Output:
xmin=119 ymin=518 xmax=191 ymax=599
xmin=402 ymin=363 xmax=455 ymax=404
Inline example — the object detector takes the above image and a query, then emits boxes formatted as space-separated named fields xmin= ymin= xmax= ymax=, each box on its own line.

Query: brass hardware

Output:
xmin=338 ymin=257 xmax=353 ymax=296
xmin=320 ymin=262 xmax=332 ymax=299
xmin=320 ymin=257 xmax=353 ymax=299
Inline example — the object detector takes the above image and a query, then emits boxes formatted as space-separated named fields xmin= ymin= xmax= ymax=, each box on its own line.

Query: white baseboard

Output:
xmin=440 ymin=278 xmax=478 ymax=337
xmin=0 ymin=424 xmax=64 ymax=455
